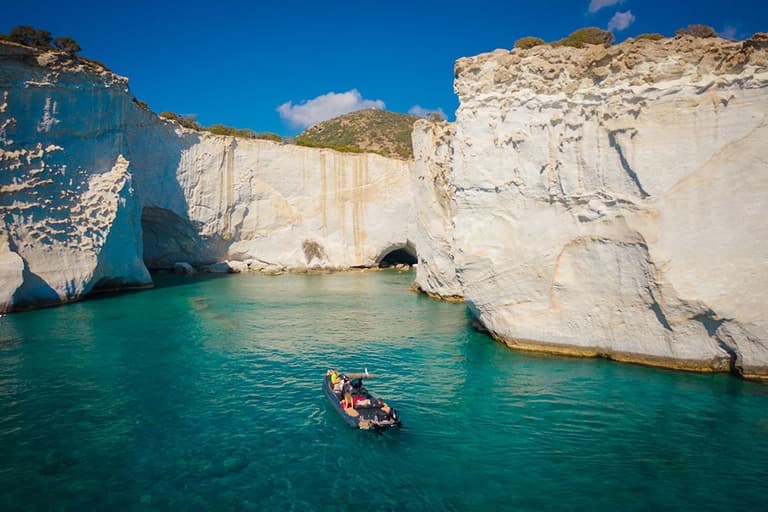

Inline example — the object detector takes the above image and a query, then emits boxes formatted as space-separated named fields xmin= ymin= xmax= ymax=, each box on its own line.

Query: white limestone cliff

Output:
xmin=0 ymin=42 xmax=415 ymax=312
xmin=410 ymin=121 xmax=461 ymax=299
xmin=131 ymin=129 xmax=415 ymax=272
xmin=414 ymin=34 xmax=768 ymax=378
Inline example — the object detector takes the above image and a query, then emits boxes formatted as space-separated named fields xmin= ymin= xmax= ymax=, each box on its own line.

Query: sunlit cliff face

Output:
xmin=412 ymin=34 xmax=768 ymax=379
xmin=0 ymin=41 xmax=416 ymax=312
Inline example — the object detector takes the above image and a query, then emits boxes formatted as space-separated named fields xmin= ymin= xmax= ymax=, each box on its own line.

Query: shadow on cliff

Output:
xmin=12 ymin=261 xmax=60 ymax=310
xmin=124 ymin=111 xmax=228 ymax=272
xmin=141 ymin=206 xmax=215 ymax=269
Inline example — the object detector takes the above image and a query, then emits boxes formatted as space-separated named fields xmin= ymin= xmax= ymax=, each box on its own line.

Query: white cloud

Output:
xmin=607 ymin=10 xmax=636 ymax=32
xmin=408 ymin=105 xmax=447 ymax=120
xmin=277 ymin=89 xmax=385 ymax=129
xmin=719 ymin=25 xmax=738 ymax=40
xmin=589 ymin=0 xmax=623 ymax=13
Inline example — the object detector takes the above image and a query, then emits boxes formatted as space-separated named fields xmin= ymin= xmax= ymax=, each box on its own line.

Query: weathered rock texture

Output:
xmin=414 ymin=34 xmax=768 ymax=379
xmin=0 ymin=42 xmax=415 ymax=312
xmin=410 ymin=121 xmax=461 ymax=299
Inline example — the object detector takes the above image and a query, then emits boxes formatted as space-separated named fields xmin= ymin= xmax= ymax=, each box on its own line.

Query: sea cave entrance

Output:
xmin=377 ymin=242 xmax=418 ymax=268
xmin=140 ymin=206 xmax=209 ymax=270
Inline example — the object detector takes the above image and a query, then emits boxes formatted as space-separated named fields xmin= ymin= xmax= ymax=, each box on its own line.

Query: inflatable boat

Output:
xmin=323 ymin=369 xmax=401 ymax=431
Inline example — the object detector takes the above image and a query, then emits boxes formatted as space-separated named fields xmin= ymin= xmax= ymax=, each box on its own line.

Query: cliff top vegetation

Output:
xmin=156 ymin=108 xmax=421 ymax=158
xmin=157 ymin=112 xmax=282 ymax=141
xmin=295 ymin=109 xmax=421 ymax=160
xmin=0 ymin=25 xmax=79 ymax=52
xmin=513 ymin=24 xmax=723 ymax=50
xmin=0 ymin=24 xmax=112 ymax=71
xmin=455 ymin=29 xmax=768 ymax=99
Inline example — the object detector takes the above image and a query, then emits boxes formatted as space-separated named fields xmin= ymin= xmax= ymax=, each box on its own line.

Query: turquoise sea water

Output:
xmin=1 ymin=271 xmax=767 ymax=511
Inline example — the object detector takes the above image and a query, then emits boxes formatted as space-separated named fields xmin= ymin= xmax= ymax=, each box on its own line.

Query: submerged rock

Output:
xmin=173 ymin=262 xmax=195 ymax=275
xmin=201 ymin=262 xmax=233 ymax=273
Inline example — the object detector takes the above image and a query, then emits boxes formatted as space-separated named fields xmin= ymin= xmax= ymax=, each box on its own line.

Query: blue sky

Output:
xmin=3 ymin=0 xmax=766 ymax=136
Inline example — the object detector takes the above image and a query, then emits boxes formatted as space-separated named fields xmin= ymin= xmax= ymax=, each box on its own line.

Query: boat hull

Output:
xmin=323 ymin=372 xmax=401 ymax=430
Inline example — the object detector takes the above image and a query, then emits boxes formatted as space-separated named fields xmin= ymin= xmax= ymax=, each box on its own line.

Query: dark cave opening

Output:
xmin=378 ymin=247 xmax=418 ymax=268
xmin=140 ymin=206 xmax=207 ymax=270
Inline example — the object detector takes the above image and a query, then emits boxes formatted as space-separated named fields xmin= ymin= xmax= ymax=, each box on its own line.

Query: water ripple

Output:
xmin=0 ymin=272 xmax=766 ymax=510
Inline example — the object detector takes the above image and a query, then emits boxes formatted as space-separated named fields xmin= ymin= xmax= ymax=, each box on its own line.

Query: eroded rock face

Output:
xmin=410 ymin=120 xmax=461 ymax=299
xmin=0 ymin=42 xmax=415 ymax=312
xmin=415 ymin=35 xmax=768 ymax=378
xmin=0 ymin=46 xmax=152 ymax=310
xmin=131 ymin=130 xmax=415 ymax=272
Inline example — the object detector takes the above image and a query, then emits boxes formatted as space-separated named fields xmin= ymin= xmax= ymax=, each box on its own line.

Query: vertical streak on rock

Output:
xmin=118 ymin=94 xmax=127 ymax=158
xmin=219 ymin=140 xmax=234 ymax=240
xmin=362 ymin=157 xmax=368 ymax=249
xmin=351 ymin=157 xmax=359 ymax=260
xmin=595 ymin=122 xmax=605 ymax=190
xmin=575 ymin=140 xmax=585 ymax=195
xmin=319 ymin=151 xmax=327 ymax=236
xmin=351 ymin=156 xmax=364 ymax=260
xmin=546 ymin=124 xmax=557 ymax=196
xmin=335 ymin=153 xmax=346 ymax=247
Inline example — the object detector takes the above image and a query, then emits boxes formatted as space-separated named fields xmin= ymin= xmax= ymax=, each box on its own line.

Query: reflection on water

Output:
xmin=0 ymin=270 xmax=766 ymax=510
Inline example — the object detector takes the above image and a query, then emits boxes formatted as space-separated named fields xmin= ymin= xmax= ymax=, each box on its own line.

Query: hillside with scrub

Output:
xmin=295 ymin=109 xmax=421 ymax=159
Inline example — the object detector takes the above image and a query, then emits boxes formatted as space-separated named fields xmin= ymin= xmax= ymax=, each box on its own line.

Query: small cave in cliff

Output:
xmin=378 ymin=243 xmax=417 ymax=268
xmin=141 ymin=207 xmax=210 ymax=270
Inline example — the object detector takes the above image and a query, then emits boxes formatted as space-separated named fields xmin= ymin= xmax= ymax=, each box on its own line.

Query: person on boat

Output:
xmin=342 ymin=376 xmax=354 ymax=409
xmin=329 ymin=370 xmax=340 ymax=385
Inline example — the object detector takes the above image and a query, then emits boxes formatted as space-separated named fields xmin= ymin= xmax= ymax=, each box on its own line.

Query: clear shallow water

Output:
xmin=1 ymin=271 xmax=767 ymax=511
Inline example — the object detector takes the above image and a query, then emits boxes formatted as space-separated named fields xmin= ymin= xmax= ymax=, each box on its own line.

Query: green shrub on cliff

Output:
xmin=2 ymin=25 xmax=94 ymax=66
xmin=235 ymin=129 xmax=257 ymax=138
xmin=132 ymin=98 xmax=151 ymax=112
xmin=159 ymin=112 xmax=201 ymax=130
xmin=635 ymin=33 xmax=666 ymax=41
xmin=203 ymin=124 xmax=237 ymax=136
xmin=53 ymin=36 xmax=81 ymax=54
xmin=514 ymin=36 xmax=546 ymax=50
xmin=294 ymin=139 xmax=366 ymax=154
xmin=202 ymin=125 xmax=278 ymax=139
xmin=676 ymin=24 xmax=717 ymax=38
xmin=553 ymin=27 xmax=615 ymax=48
xmin=294 ymin=109 xmax=418 ymax=159
xmin=158 ymin=118 xmax=282 ymax=140
xmin=2 ymin=26 xmax=83 ymax=56
xmin=78 ymin=56 xmax=111 ymax=71
xmin=6 ymin=25 xmax=53 ymax=47
xmin=255 ymin=132 xmax=283 ymax=142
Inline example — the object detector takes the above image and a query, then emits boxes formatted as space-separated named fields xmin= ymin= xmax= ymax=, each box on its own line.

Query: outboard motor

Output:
xmin=386 ymin=408 xmax=401 ymax=426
